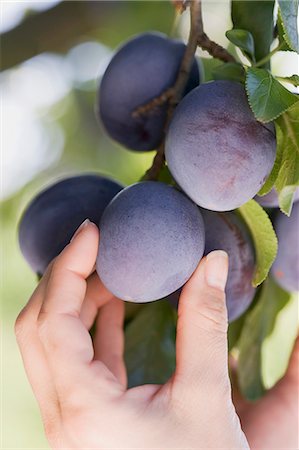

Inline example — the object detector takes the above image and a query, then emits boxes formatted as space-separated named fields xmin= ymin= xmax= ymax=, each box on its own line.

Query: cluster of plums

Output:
xmin=19 ymin=32 xmax=298 ymax=324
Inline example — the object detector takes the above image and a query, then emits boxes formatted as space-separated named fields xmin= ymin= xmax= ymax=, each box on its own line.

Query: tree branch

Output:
xmin=196 ymin=2 xmax=236 ymax=63
xmin=0 ymin=1 xmax=123 ymax=71
xmin=144 ymin=0 xmax=206 ymax=181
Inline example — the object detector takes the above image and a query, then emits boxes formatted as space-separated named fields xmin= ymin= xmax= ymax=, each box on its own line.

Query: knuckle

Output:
xmin=14 ymin=308 xmax=29 ymax=341
xmin=43 ymin=415 xmax=60 ymax=444
xmin=180 ymin=288 xmax=228 ymax=334
xmin=37 ymin=312 xmax=57 ymax=349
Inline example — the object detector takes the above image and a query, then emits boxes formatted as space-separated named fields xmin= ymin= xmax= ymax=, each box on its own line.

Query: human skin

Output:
xmin=15 ymin=221 xmax=298 ymax=449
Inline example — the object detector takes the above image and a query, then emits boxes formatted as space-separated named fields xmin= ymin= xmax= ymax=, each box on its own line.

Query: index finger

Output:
xmin=37 ymin=220 xmax=112 ymax=396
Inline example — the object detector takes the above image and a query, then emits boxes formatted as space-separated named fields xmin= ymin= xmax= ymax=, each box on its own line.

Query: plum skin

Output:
xmin=165 ymin=80 xmax=276 ymax=211
xmin=97 ymin=181 xmax=205 ymax=302
xmin=200 ymin=209 xmax=256 ymax=322
xmin=19 ymin=174 xmax=123 ymax=275
xmin=271 ymin=202 xmax=299 ymax=292
xmin=98 ymin=32 xmax=200 ymax=152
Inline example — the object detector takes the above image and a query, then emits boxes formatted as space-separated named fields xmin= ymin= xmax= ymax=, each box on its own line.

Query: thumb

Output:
xmin=174 ymin=250 xmax=230 ymax=394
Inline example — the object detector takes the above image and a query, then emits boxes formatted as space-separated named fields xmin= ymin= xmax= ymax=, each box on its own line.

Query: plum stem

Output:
xmin=143 ymin=0 xmax=202 ymax=181
xmin=143 ymin=1 xmax=235 ymax=181
xmin=195 ymin=2 xmax=235 ymax=63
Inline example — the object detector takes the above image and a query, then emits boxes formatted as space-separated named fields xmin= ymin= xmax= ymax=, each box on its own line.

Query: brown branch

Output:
xmin=1 ymin=2 xmax=126 ymax=71
xmin=196 ymin=3 xmax=236 ymax=63
xmin=198 ymin=32 xmax=236 ymax=63
xmin=144 ymin=0 xmax=203 ymax=181
xmin=132 ymin=88 xmax=174 ymax=119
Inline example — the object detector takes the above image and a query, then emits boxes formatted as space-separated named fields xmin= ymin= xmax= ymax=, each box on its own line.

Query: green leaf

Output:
xmin=226 ymin=29 xmax=255 ymax=62
xmin=228 ymin=314 xmax=246 ymax=351
xmin=258 ymin=141 xmax=283 ymax=196
xmin=278 ymin=0 xmax=299 ymax=53
xmin=232 ymin=1 xmax=275 ymax=64
xmin=262 ymin=292 xmax=299 ymax=389
xmin=237 ymin=278 xmax=292 ymax=400
xmin=238 ymin=200 xmax=278 ymax=286
xmin=278 ymin=74 xmax=299 ymax=87
xmin=212 ymin=62 xmax=245 ymax=83
xmin=157 ymin=165 xmax=175 ymax=185
xmin=201 ymin=57 xmax=223 ymax=82
xmin=246 ymin=68 xmax=299 ymax=122
xmin=125 ymin=301 xmax=176 ymax=387
xmin=277 ymin=185 xmax=299 ymax=215
xmin=274 ymin=102 xmax=299 ymax=214
xmin=277 ymin=12 xmax=295 ymax=51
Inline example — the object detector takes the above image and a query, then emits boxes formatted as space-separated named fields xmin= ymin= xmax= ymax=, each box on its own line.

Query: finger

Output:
xmin=93 ymin=298 xmax=127 ymax=386
xmin=37 ymin=220 xmax=110 ymax=397
xmin=80 ymin=272 xmax=114 ymax=329
xmin=237 ymin=336 xmax=299 ymax=449
xmin=15 ymin=264 xmax=60 ymax=428
xmin=174 ymin=251 xmax=230 ymax=397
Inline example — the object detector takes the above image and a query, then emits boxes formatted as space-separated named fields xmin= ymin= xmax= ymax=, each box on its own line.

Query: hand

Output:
xmin=232 ymin=336 xmax=299 ymax=449
xmin=15 ymin=220 xmax=248 ymax=449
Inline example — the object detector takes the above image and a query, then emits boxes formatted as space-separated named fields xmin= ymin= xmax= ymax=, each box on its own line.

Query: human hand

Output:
xmin=15 ymin=220 xmax=249 ymax=449
xmin=232 ymin=336 xmax=299 ymax=449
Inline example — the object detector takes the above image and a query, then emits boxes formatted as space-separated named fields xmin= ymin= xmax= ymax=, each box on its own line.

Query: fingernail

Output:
xmin=205 ymin=250 xmax=228 ymax=291
xmin=71 ymin=219 xmax=90 ymax=242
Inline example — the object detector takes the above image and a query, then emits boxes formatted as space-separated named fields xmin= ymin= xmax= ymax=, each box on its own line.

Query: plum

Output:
xmin=98 ymin=32 xmax=200 ymax=151
xmin=19 ymin=174 xmax=123 ymax=275
xmin=271 ymin=202 xmax=299 ymax=292
xmin=201 ymin=209 xmax=256 ymax=322
xmin=97 ymin=181 xmax=205 ymax=302
xmin=165 ymin=80 xmax=276 ymax=211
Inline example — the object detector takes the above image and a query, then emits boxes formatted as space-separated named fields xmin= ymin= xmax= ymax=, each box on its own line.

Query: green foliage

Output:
xmin=274 ymin=102 xmax=299 ymax=215
xmin=258 ymin=141 xmax=283 ymax=196
xmin=276 ymin=12 xmax=294 ymax=51
xmin=238 ymin=200 xmax=277 ymax=287
xmin=278 ymin=0 xmax=299 ymax=53
xmin=278 ymin=74 xmax=299 ymax=87
xmin=226 ymin=29 xmax=255 ymax=62
xmin=246 ymin=68 xmax=299 ymax=122
xmin=212 ymin=62 xmax=245 ymax=83
xmin=228 ymin=313 xmax=246 ymax=351
xmin=201 ymin=57 xmax=223 ymax=82
xmin=231 ymin=1 xmax=275 ymax=64
xmin=157 ymin=165 xmax=176 ymax=185
xmin=125 ymin=301 xmax=176 ymax=387
xmin=237 ymin=278 xmax=292 ymax=400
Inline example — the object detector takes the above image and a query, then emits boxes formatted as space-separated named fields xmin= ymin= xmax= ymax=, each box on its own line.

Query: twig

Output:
xmin=144 ymin=0 xmax=202 ymax=181
xmin=132 ymin=88 xmax=173 ymax=118
xmin=143 ymin=1 xmax=235 ymax=181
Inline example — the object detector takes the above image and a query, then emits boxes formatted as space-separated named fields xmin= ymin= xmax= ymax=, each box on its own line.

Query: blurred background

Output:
xmin=1 ymin=1 xmax=298 ymax=448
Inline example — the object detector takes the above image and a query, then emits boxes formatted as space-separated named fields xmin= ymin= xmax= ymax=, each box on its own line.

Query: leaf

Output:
xmin=228 ymin=313 xmax=246 ymax=351
xmin=258 ymin=141 xmax=283 ymax=196
xmin=201 ymin=57 xmax=223 ymax=82
xmin=278 ymin=0 xmax=299 ymax=53
xmin=274 ymin=102 xmax=299 ymax=214
xmin=157 ymin=165 xmax=176 ymax=185
xmin=279 ymin=74 xmax=299 ymax=87
xmin=238 ymin=200 xmax=278 ymax=286
xmin=212 ymin=62 xmax=245 ymax=83
xmin=277 ymin=12 xmax=295 ymax=51
xmin=246 ymin=68 xmax=299 ymax=122
xmin=262 ymin=292 xmax=299 ymax=389
xmin=232 ymin=1 xmax=275 ymax=64
xmin=226 ymin=29 xmax=255 ymax=62
xmin=237 ymin=278 xmax=291 ymax=400
xmin=125 ymin=301 xmax=176 ymax=388
xmin=277 ymin=185 xmax=299 ymax=215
